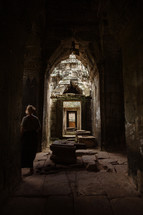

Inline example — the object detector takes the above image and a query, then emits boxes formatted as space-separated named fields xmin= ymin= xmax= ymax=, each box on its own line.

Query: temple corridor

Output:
xmin=1 ymin=0 xmax=143 ymax=214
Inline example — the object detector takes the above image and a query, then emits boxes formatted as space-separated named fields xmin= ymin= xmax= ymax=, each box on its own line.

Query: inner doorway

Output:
xmin=63 ymin=101 xmax=81 ymax=136
xmin=67 ymin=111 xmax=77 ymax=130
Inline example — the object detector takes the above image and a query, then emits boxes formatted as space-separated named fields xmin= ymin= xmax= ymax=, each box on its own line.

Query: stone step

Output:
xmin=77 ymin=136 xmax=97 ymax=148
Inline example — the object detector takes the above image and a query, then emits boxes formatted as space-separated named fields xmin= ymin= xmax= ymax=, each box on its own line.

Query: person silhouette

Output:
xmin=20 ymin=105 xmax=41 ymax=174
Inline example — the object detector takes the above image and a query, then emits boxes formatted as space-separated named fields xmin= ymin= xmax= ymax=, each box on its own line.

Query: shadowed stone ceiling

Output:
xmin=44 ymin=0 xmax=101 ymax=78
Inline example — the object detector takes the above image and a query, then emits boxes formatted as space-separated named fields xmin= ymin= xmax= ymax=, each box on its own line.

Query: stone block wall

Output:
xmin=107 ymin=0 xmax=143 ymax=191
xmin=0 ymin=0 xmax=46 ymax=199
xmin=0 ymin=5 xmax=26 ymax=200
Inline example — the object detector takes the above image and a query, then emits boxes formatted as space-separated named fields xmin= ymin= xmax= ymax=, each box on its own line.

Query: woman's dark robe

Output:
xmin=21 ymin=115 xmax=41 ymax=168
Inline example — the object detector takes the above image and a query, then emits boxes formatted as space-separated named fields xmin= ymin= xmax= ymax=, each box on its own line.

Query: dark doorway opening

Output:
xmin=67 ymin=111 xmax=77 ymax=131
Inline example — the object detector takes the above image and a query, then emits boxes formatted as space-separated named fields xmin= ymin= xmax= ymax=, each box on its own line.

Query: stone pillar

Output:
xmin=106 ymin=0 xmax=143 ymax=192
xmin=0 ymin=15 xmax=26 ymax=198
xmin=91 ymin=73 xmax=101 ymax=145
xmin=50 ymin=98 xmax=58 ymax=139
xmin=101 ymin=33 xmax=125 ymax=150
xmin=82 ymin=97 xmax=92 ymax=132
xmin=122 ymin=19 xmax=143 ymax=191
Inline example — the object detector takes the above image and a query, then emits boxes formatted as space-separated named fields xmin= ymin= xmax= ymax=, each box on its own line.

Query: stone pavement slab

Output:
xmin=34 ymin=152 xmax=49 ymax=171
xmin=76 ymin=170 xmax=140 ymax=199
xmin=2 ymin=197 xmax=46 ymax=215
xmin=65 ymin=170 xmax=77 ymax=183
xmin=77 ymin=171 xmax=106 ymax=195
xmin=75 ymin=196 xmax=112 ymax=215
xmin=98 ymin=159 xmax=115 ymax=172
xmin=107 ymin=153 xmax=127 ymax=164
xmin=45 ymin=196 xmax=74 ymax=215
xmin=82 ymin=155 xmax=96 ymax=165
xmin=1 ymin=150 xmax=143 ymax=215
xmin=111 ymin=197 xmax=143 ymax=215
xmin=42 ymin=171 xmax=71 ymax=196
xmin=95 ymin=172 xmax=140 ymax=199
xmin=14 ymin=175 xmax=45 ymax=196
xmin=96 ymin=151 xmax=110 ymax=159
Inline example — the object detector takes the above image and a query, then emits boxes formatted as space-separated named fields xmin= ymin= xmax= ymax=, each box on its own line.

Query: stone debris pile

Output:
xmin=33 ymin=147 xmax=127 ymax=175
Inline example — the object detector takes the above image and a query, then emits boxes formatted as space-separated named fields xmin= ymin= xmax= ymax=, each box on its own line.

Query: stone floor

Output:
xmin=1 ymin=148 xmax=143 ymax=215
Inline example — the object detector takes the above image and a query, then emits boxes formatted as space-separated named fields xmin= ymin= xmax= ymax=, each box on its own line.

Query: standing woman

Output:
xmin=21 ymin=105 xmax=41 ymax=174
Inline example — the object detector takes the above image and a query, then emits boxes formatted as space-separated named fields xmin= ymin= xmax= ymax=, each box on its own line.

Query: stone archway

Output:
xmin=42 ymin=50 xmax=101 ymax=149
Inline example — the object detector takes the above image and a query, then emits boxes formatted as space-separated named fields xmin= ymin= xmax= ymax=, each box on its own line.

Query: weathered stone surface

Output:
xmin=74 ymin=143 xmax=86 ymax=149
xmin=96 ymin=172 xmax=140 ymax=199
xmin=82 ymin=155 xmax=96 ymax=165
xmin=42 ymin=172 xmax=71 ymax=195
xmin=14 ymin=175 xmax=45 ymax=196
xmin=2 ymin=198 xmax=46 ymax=215
xmin=114 ymin=165 xmax=127 ymax=174
xmin=75 ymin=196 xmax=112 ymax=215
xmin=137 ymin=170 xmax=143 ymax=193
xmin=45 ymin=196 xmax=74 ymax=215
xmin=34 ymin=152 xmax=49 ymax=161
xmin=50 ymin=142 xmax=76 ymax=164
xmin=96 ymin=151 xmax=110 ymax=159
xmin=2 ymin=151 xmax=143 ymax=215
xmin=76 ymin=149 xmax=97 ymax=156
xmin=86 ymin=162 xmax=99 ymax=172
xmin=76 ymin=130 xmax=91 ymax=136
xmin=81 ymin=155 xmax=99 ymax=172
xmin=111 ymin=197 xmax=143 ymax=215
xmin=77 ymin=171 xmax=105 ymax=195
xmin=98 ymin=159 xmax=114 ymax=172
xmin=78 ymin=136 xmax=97 ymax=148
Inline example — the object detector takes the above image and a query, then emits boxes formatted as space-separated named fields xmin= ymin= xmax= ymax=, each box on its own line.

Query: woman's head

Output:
xmin=25 ymin=105 xmax=36 ymax=115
